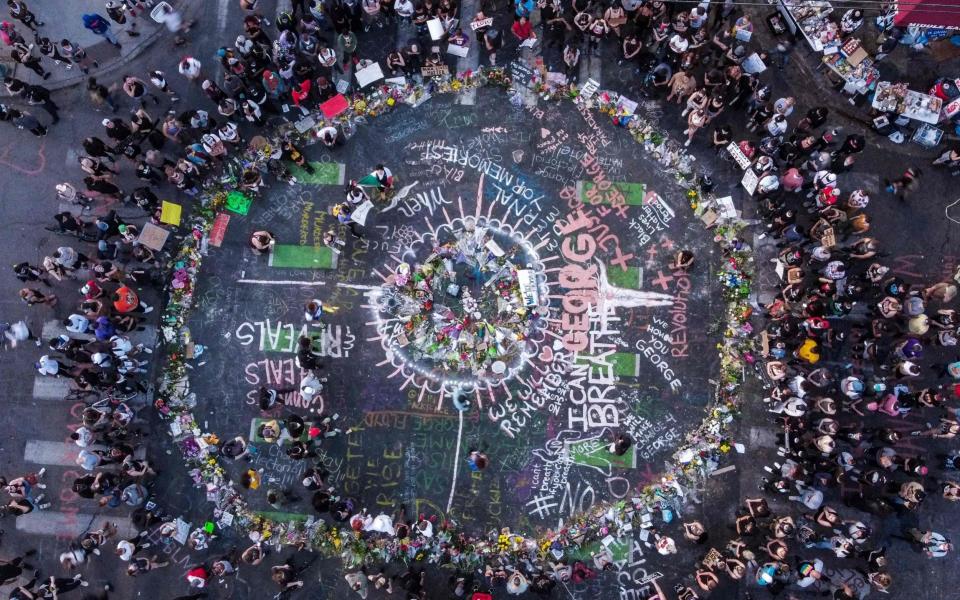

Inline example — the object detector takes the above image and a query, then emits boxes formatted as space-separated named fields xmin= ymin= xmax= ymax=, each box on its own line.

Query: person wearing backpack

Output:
xmin=82 ymin=12 xmax=121 ymax=48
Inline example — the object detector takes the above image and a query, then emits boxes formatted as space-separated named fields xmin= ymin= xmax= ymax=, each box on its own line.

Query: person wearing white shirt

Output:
xmin=64 ymin=314 xmax=90 ymax=334
xmin=70 ymin=426 xmax=95 ymax=448
xmin=395 ymin=0 xmax=415 ymax=21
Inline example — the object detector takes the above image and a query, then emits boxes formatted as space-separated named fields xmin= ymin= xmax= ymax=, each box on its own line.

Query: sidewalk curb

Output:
xmin=3 ymin=0 xmax=204 ymax=95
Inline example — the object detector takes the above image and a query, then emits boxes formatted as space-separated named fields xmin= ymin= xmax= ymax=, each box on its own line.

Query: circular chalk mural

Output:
xmin=372 ymin=216 xmax=550 ymax=390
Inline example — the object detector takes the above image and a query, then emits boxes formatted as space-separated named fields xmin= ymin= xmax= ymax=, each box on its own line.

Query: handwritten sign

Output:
xmin=579 ymin=77 xmax=600 ymax=99
xmin=741 ymin=169 xmax=759 ymax=196
xmin=355 ymin=62 xmax=384 ymax=87
xmin=726 ymin=142 xmax=751 ymax=169
xmin=470 ymin=17 xmax=492 ymax=30
xmin=421 ymin=64 xmax=450 ymax=77
xmin=509 ymin=60 xmax=536 ymax=89
xmin=138 ymin=222 xmax=170 ymax=252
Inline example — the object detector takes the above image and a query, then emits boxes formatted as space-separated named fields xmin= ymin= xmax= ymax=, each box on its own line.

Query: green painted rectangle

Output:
xmin=566 ymin=438 xmax=636 ymax=469
xmin=288 ymin=162 xmax=344 ymax=185
xmin=605 ymin=265 xmax=641 ymax=289
xmin=573 ymin=352 xmax=634 ymax=378
xmin=254 ymin=511 xmax=310 ymax=522
xmin=579 ymin=181 xmax=646 ymax=206
xmin=270 ymin=244 xmax=335 ymax=269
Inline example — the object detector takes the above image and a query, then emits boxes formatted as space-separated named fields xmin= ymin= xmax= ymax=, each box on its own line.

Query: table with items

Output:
xmin=820 ymin=37 xmax=880 ymax=94
xmin=873 ymin=82 xmax=943 ymax=124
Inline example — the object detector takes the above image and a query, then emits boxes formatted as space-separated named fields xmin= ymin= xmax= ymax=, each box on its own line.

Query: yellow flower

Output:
xmin=387 ymin=98 xmax=396 ymax=106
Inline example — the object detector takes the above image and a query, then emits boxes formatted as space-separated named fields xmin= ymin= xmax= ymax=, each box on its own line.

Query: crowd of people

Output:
xmin=1 ymin=0 xmax=959 ymax=597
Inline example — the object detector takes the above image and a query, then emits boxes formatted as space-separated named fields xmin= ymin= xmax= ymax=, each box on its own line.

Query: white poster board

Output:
xmin=470 ymin=17 xmax=492 ymax=30
xmin=741 ymin=169 xmax=760 ymax=195
xmin=427 ymin=18 xmax=445 ymax=40
xmin=447 ymin=43 xmax=470 ymax=57
xmin=355 ymin=62 xmax=385 ymax=88
xmin=351 ymin=200 xmax=374 ymax=226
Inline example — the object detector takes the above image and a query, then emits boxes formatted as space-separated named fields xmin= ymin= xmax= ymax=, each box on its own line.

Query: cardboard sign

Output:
xmin=138 ymin=222 xmax=170 ymax=252
xmin=421 ymin=64 xmax=450 ymax=77
xmin=385 ymin=76 xmax=407 ymax=86
xmin=470 ymin=17 xmax=492 ymax=30
xmin=160 ymin=201 xmax=182 ymax=226
xmin=355 ymin=62 xmax=385 ymax=87
xmin=320 ymin=94 xmax=349 ymax=119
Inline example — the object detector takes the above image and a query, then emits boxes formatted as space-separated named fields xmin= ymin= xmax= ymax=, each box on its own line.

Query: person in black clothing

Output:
xmin=10 ymin=42 xmax=47 ymax=78
xmin=8 ymin=1 xmax=42 ymax=30
xmin=21 ymin=83 xmax=59 ymax=123
xmin=83 ymin=136 xmax=119 ymax=161
xmin=13 ymin=262 xmax=49 ymax=286
xmin=102 ymin=118 xmax=132 ymax=143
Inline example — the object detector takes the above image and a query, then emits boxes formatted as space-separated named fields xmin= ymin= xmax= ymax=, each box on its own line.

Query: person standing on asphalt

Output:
xmin=87 ymin=77 xmax=119 ymax=112
xmin=11 ymin=109 xmax=46 ymax=136
xmin=18 ymin=80 xmax=59 ymax=123
xmin=7 ymin=0 xmax=41 ymax=31
xmin=82 ymin=12 xmax=122 ymax=49
xmin=121 ymin=74 xmax=159 ymax=108
xmin=9 ymin=39 xmax=48 ymax=78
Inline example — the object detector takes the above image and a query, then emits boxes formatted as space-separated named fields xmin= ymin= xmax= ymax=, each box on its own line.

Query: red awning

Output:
xmin=895 ymin=0 xmax=960 ymax=29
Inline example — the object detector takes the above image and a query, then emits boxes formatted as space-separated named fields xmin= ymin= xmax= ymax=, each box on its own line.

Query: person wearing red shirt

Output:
xmin=511 ymin=15 xmax=533 ymax=42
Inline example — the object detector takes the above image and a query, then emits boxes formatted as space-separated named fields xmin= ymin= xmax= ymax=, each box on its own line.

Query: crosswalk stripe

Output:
xmin=24 ymin=440 xmax=87 ymax=466
xmin=16 ymin=511 xmax=137 ymax=539
xmin=42 ymin=319 xmax=94 ymax=342
xmin=24 ymin=440 xmax=145 ymax=466
xmin=32 ymin=377 xmax=73 ymax=400
xmin=40 ymin=320 xmax=157 ymax=346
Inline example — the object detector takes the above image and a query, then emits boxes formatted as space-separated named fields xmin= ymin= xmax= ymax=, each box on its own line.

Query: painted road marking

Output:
xmin=576 ymin=181 xmax=648 ymax=206
xmin=24 ymin=440 xmax=88 ymax=466
xmin=42 ymin=319 xmax=94 ymax=341
xmin=217 ymin=0 xmax=230 ymax=32
xmin=575 ymin=352 xmax=636 ymax=378
xmin=32 ymin=377 xmax=73 ymax=400
xmin=269 ymin=245 xmax=337 ymax=269
xmin=446 ymin=409 xmax=464 ymax=512
xmin=238 ymin=279 xmax=329 ymax=286
xmin=288 ymin=162 xmax=346 ymax=185
xmin=566 ymin=438 xmax=636 ymax=469
xmin=16 ymin=511 xmax=136 ymax=538
xmin=605 ymin=265 xmax=644 ymax=290
xmin=24 ymin=440 xmax=142 ymax=465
